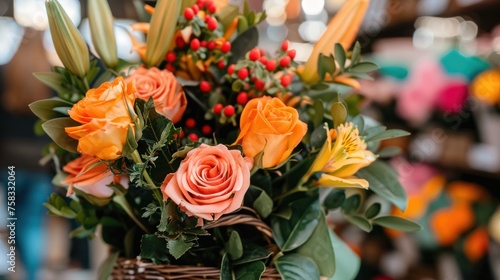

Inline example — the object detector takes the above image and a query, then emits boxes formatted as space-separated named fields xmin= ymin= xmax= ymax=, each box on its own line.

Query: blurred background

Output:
xmin=1 ymin=0 xmax=500 ymax=279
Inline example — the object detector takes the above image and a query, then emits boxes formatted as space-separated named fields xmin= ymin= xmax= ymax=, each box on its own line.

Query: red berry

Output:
xmin=227 ymin=64 xmax=235 ymax=75
xmin=221 ymin=42 xmax=231 ymax=53
xmin=259 ymin=49 xmax=266 ymax=57
xmin=259 ymin=56 xmax=267 ymax=65
xmin=190 ymin=38 xmax=200 ymax=50
xmin=192 ymin=4 xmax=199 ymax=14
xmin=184 ymin=7 xmax=195 ymax=20
xmin=207 ymin=18 xmax=218 ymax=31
xmin=266 ymin=60 xmax=276 ymax=71
xmin=223 ymin=105 xmax=235 ymax=117
xmin=188 ymin=133 xmax=199 ymax=142
xmin=202 ymin=124 xmax=212 ymax=135
xmin=281 ymin=74 xmax=292 ymax=87
xmin=200 ymin=40 xmax=207 ymax=47
xmin=204 ymin=15 xmax=211 ymax=23
xmin=185 ymin=118 xmax=196 ymax=128
xmin=217 ymin=60 xmax=225 ymax=69
xmin=236 ymin=92 xmax=248 ymax=105
xmin=166 ymin=64 xmax=175 ymax=72
xmin=207 ymin=3 xmax=217 ymax=13
xmin=213 ymin=103 xmax=223 ymax=114
xmin=248 ymin=48 xmax=260 ymax=61
xmin=200 ymin=81 xmax=211 ymax=92
xmin=281 ymin=40 xmax=289 ymax=51
xmin=255 ymin=79 xmax=265 ymax=91
xmin=280 ymin=56 xmax=291 ymax=68
xmin=287 ymin=49 xmax=296 ymax=59
xmin=207 ymin=41 xmax=216 ymax=50
xmin=175 ymin=36 xmax=186 ymax=48
xmin=237 ymin=68 xmax=249 ymax=80
xmin=166 ymin=52 xmax=176 ymax=63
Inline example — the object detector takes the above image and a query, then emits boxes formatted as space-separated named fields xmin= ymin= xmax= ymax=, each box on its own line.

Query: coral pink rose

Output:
xmin=61 ymin=154 xmax=129 ymax=198
xmin=126 ymin=66 xmax=187 ymax=123
xmin=161 ymin=144 xmax=253 ymax=221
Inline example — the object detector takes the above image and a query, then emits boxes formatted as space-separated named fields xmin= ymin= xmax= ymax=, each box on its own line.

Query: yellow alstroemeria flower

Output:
xmin=304 ymin=122 xmax=376 ymax=188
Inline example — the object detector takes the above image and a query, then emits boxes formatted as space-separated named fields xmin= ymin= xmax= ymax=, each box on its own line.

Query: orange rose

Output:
xmin=234 ymin=97 xmax=308 ymax=168
xmin=65 ymin=77 xmax=136 ymax=160
xmin=61 ymin=155 xmax=129 ymax=198
xmin=126 ymin=66 xmax=187 ymax=123
xmin=161 ymin=144 xmax=253 ymax=221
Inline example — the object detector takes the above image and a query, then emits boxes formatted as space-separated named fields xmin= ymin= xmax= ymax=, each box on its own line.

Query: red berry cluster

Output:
xmin=226 ymin=40 xmax=297 ymax=96
xmin=179 ymin=117 xmax=214 ymax=142
xmin=164 ymin=0 xmax=231 ymax=76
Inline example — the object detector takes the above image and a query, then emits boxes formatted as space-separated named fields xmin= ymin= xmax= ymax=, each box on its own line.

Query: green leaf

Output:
xmin=344 ymin=215 xmax=373 ymax=232
xmin=220 ymin=253 xmax=232 ymax=280
xmin=377 ymin=147 xmax=402 ymax=158
xmin=351 ymin=115 xmax=364 ymax=134
xmin=318 ymin=54 xmax=336 ymax=80
xmin=349 ymin=62 xmax=379 ymax=73
xmin=365 ymin=203 xmax=382 ymax=219
xmin=356 ymin=160 xmax=407 ymax=211
xmin=341 ymin=194 xmax=361 ymax=214
xmin=29 ymin=98 xmax=73 ymax=120
xmin=97 ymin=251 xmax=119 ymax=280
xmin=229 ymin=27 xmax=258 ymax=64
xmin=310 ymin=124 xmax=327 ymax=150
xmin=33 ymin=72 xmax=66 ymax=94
xmin=140 ymin=234 xmax=170 ymax=263
xmin=372 ymin=216 xmax=422 ymax=232
xmin=328 ymin=229 xmax=359 ymax=280
xmin=122 ymin=125 xmax=138 ymax=157
xmin=41 ymin=117 xmax=80 ymax=153
xmin=366 ymin=129 xmax=410 ymax=143
xmin=363 ymin=126 xmax=386 ymax=139
xmin=296 ymin=213 xmax=335 ymax=277
xmin=350 ymin=41 xmax=361 ymax=64
xmin=275 ymin=254 xmax=320 ymax=280
xmin=232 ymin=244 xmax=273 ymax=266
xmin=253 ymin=191 xmax=273 ymax=218
xmin=167 ymin=238 xmax=194 ymax=259
xmin=309 ymin=99 xmax=324 ymax=127
xmin=272 ymin=198 xmax=322 ymax=251
xmin=334 ymin=43 xmax=346 ymax=70
xmin=323 ymin=190 xmax=345 ymax=210
xmin=228 ymin=231 xmax=244 ymax=260
xmin=60 ymin=206 xmax=77 ymax=218
xmin=234 ymin=261 xmax=266 ymax=280
xmin=218 ymin=4 xmax=239 ymax=31
xmin=331 ymin=102 xmax=347 ymax=128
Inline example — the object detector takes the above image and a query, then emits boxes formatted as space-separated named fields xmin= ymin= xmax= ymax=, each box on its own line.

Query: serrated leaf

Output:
xmin=349 ymin=62 xmax=379 ymax=73
xmin=344 ymin=215 xmax=372 ymax=232
xmin=334 ymin=43 xmax=346 ymax=70
xmin=167 ymin=238 xmax=194 ymax=259
xmin=372 ymin=216 xmax=422 ymax=232
xmin=234 ymin=261 xmax=266 ymax=280
xmin=140 ymin=234 xmax=170 ymax=263
xmin=318 ymin=54 xmax=336 ymax=80
xmin=253 ymin=190 xmax=273 ymax=218
xmin=42 ymin=117 xmax=80 ymax=153
xmin=365 ymin=203 xmax=381 ymax=219
xmin=272 ymin=198 xmax=321 ymax=251
xmin=275 ymin=254 xmax=320 ymax=280
xmin=97 ymin=251 xmax=119 ymax=280
xmin=356 ymin=160 xmax=407 ymax=211
xmin=228 ymin=231 xmax=243 ymax=260
xmin=296 ymin=214 xmax=335 ymax=277
xmin=366 ymin=129 xmax=410 ymax=142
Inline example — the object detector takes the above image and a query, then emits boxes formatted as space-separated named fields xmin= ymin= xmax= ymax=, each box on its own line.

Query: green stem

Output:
xmin=131 ymin=150 xmax=163 ymax=204
xmin=82 ymin=77 xmax=90 ymax=91
xmin=113 ymin=194 xmax=150 ymax=234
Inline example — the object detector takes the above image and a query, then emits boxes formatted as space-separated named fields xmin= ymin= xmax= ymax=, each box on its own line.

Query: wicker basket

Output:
xmin=111 ymin=208 xmax=281 ymax=279
xmin=111 ymin=258 xmax=281 ymax=280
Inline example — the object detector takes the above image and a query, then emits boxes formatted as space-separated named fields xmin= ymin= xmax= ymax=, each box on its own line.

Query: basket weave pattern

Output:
xmin=112 ymin=258 xmax=281 ymax=280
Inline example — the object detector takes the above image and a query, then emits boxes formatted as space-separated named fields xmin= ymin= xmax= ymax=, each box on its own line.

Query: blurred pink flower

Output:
xmin=435 ymin=80 xmax=468 ymax=114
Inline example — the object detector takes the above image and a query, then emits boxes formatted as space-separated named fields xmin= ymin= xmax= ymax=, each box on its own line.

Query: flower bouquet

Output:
xmin=30 ymin=0 xmax=419 ymax=279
